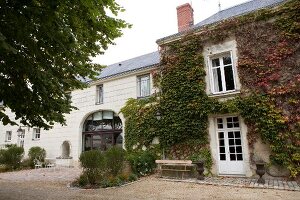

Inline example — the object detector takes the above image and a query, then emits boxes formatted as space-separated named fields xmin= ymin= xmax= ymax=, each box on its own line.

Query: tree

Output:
xmin=0 ymin=0 xmax=130 ymax=129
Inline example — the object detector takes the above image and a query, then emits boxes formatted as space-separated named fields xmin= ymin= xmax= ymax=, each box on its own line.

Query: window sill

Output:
xmin=208 ymin=90 xmax=240 ymax=98
xmin=95 ymin=102 xmax=103 ymax=105
xmin=137 ymin=95 xmax=151 ymax=99
xmin=4 ymin=140 xmax=11 ymax=143
xmin=32 ymin=139 xmax=40 ymax=141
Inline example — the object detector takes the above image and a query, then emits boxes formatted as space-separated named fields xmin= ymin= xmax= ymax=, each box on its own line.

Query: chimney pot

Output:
xmin=177 ymin=3 xmax=194 ymax=32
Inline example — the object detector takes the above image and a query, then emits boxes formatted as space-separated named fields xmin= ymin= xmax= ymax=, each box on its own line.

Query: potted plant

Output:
xmin=190 ymin=154 xmax=205 ymax=180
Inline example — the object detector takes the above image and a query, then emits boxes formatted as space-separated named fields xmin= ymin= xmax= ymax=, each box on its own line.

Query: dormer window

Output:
xmin=209 ymin=52 xmax=236 ymax=94
xmin=137 ymin=74 xmax=150 ymax=98
xmin=96 ymin=84 xmax=103 ymax=104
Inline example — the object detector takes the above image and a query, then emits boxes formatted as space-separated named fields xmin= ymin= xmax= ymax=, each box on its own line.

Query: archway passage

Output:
xmin=82 ymin=110 xmax=123 ymax=151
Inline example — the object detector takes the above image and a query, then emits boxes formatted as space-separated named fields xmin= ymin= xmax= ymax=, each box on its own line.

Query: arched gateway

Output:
xmin=82 ymin=110 xmax=123 ymax=151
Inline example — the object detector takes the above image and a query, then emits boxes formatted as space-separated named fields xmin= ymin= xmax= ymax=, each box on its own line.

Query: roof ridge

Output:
xmin=107 ymin=51 xmax=158 ymax=67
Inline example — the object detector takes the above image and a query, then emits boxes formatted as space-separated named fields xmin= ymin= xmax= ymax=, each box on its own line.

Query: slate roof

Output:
xmin=90 ymin=0 xmax=286 ymax=83
xmin=88 ymin=51 xmax=159 ymax=82
xmin=157 ymin=0 xmax=286 ymax=43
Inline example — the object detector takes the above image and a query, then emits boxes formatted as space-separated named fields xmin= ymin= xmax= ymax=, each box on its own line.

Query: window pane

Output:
xmin=223 ymin=56 xmax=232 ymax=65
xmin=235 ymin=139 xmax=241 ymax=145
xmin=220 ymin=146 xmax=225 ymax=153
xmin=220 ymin=154 xmax=226 ymax=161
xmin=139 ymin=75 xmax=150 ymax=97
xmin=224 ymin=65 xmax=235 ymax=91
xmin=219 ymin=139 xmax=224 ymax=146
xmin=96 ymin=85 xmax=103 ymax=104
xmin=235 ymin=131 xmax=241 ymax=138
xmin=217 ymin=118 xmax=223 ymax=124
xmin=227 ymin=117 xmax=233 ymax=122
xmin=103 ymin=111 xmax=113 ymax=119
xmin=230 ymin=154 xmax=236 ymax=161
xmin=228 ymin=132 xmax=234 ymax=138
xmin=212 ymin=58 xmax=220 ymax=67
xmin=237 ymin=154 xmax=243 ymax=161
xmin=213 ymin=68 xmax=223 ymax=92
xmin=229 ymin=139 xmax=235 ymax=145
xmin=102 ymin=119 xmax=113 ymax=130
xmin=217 ymin=123 xmax=223 ymax=129
xmin=93 ymin=112 xmax=102 ymax=120
xmin=236 ymin=146 xmax=242 ymax=153
xmin=218 ymin=132 xmax=224 ymax=139
xmin=229 ymin=147 xmax=235 ymax=153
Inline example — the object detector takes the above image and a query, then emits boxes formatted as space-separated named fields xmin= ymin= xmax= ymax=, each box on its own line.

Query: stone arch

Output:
xmin=81 ymin=110 xmax=123 ymax=152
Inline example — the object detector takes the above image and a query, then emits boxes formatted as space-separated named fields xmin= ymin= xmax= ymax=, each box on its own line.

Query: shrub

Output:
xmin=127 ymin=150 xmax=157 ymax=176
xmin=0 ymin=144 xmax=24 ymax=170
xmin=20 ymin=158 xmax=32 ymax=169
xmin=28 ymin=146 xmax=46 ymax=168
xmin=79 ymin=150 xmax=106 ymax=184
xmin=105 ymin=147 xmax=126 ymax=177
xmin=128 ymin=173 xmax=138 ymax=182
xmin=77 ymin=173 xmax=89 ymax=187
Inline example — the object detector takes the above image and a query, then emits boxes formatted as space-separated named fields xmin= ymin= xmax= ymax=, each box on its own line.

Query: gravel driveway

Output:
xmin=0 ymin=176 xmax=299 ymax=200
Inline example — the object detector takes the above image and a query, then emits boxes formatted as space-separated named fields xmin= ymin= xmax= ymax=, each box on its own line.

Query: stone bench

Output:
xmin=155 ymin=160 xmax=194 ymax=179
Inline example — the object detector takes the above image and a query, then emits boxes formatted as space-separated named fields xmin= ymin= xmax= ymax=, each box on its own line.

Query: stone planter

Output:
xmin=193 ymin=161 xmax=205 ymax=180
xmin=56 ymin=157 xmax=73 ymax=167
xmin=256 ymin=162 xmax=266 ymax=184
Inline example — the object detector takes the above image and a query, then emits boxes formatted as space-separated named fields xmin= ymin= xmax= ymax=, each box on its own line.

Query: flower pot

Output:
xmin=256 ymin=162 xmax=266 ymax=184
xmin=193 ymin=161 xmax=205 ymax=180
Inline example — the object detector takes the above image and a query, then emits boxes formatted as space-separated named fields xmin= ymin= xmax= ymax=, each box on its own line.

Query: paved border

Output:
xmin=160 ymin=177 xmax=300 ymax=191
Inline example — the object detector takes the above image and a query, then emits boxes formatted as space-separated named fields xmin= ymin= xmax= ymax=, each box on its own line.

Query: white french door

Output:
xmin=216 ymin=116 xmax=245 ymax=175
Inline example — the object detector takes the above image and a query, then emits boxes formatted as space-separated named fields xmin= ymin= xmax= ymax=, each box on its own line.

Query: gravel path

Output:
xmin=0 ymin=176 xmax=299 ymax=200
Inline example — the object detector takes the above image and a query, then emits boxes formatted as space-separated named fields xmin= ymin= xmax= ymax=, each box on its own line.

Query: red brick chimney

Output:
xmin=177 ymin=3 xmax=194 ymax=32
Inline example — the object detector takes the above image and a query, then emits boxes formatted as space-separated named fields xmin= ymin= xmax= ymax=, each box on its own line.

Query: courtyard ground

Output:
xmin=0 ymin=168 xmax=299 ymax=200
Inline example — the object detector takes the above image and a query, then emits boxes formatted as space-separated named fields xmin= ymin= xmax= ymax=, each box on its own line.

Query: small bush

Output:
xmin=77 ymin=173 xmax=89 ymax=187
xmin=105 ymin=147 xmax=126 ymax=177
xmin=128 ymin=173 xmax=138 ymax=182
xmin=20 ymin=158 xmax=32 ymax=169
xmin=79 ymin=150 xmax=106 ymax=184
xmin=0 ymin=145 xmax=24 ymax=170
xmin=28 ymin=146 xmax=46 ymax=168
xmin=127 ymin=150 xmax=157 ymax=176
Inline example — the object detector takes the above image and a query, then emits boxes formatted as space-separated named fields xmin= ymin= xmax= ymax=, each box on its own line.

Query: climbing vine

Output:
xmin=121 ymin=0 xmax=300 ymax=177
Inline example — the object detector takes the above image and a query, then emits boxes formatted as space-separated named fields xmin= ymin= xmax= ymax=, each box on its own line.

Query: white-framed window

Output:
xmin=18 ymin=129 xmax=25 ymax=148
xmin=137 ymin=74 xmax=150 ymax=98
xmin=96 ymin=84 xmax=103 ymax=104
xmin=33 ymin=128 xmax=41 ymax=140
xmin=209 ymin=52 xmax=236 ymax=94
xmin=5 ymin=131 xmax=12 ymax=142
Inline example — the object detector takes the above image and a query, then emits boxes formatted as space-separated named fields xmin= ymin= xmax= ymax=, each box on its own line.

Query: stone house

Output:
xmin=0 ymin=0 xmax=298 ymax=177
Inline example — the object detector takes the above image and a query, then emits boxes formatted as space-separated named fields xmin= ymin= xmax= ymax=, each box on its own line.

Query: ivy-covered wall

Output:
xmin=121 ymin=0 xmax=300 ymax=177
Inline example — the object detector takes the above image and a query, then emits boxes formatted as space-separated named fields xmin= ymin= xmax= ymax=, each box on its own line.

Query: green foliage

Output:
xmin=28 ymin=146 xmax=46 ymax=168
xmin=105 ymin=147 xmax=126 ymax=177
xmin=0 ymin=0 xmax=130 ymax=129
xmin=0 ymin=144 xmax=24 ymax=170
xmin=77 ymin=173 xmax=89 ymax=187
xmin=121 ymin=0 xmax=299 ymax=178
xmin=127 ymin=150 xmax=157 ymax=176
xmin=20 ymin=158 xmax=32 ymax=170
xmin=189 ymin=148 xmax=213 ymax=174
xmin=79 ymin=150 xmax=106 ymax=185
xmin=78 ymin=148 xmax=130 ymax=187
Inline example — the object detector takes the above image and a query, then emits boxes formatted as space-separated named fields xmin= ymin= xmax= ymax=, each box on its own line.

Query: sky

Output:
xmin=93 ymin=0 xmax=249 ymax=65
